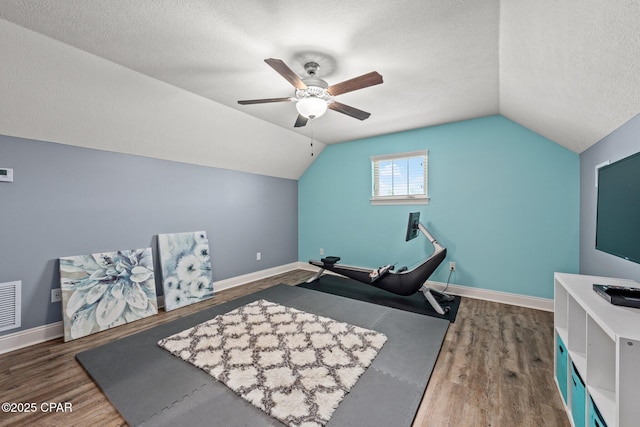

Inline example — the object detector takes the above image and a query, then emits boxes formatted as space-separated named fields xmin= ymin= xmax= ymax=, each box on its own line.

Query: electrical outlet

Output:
xmin=320 ymin=248 xmax=324 ymax=256
xmin=51 ymin=288 xmax=62 ymax=303
xmin=449 ymin=262 xmax=456 ymax=271
xmin=256 ymin=252 xmax=261 ymax=261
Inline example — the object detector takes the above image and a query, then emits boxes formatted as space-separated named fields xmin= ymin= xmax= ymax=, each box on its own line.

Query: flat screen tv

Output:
xmin=595 ymin=151 xmax=640 ymax=264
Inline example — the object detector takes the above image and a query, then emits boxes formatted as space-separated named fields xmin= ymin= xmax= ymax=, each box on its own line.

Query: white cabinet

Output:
xmin=554 ymin=273 xmax=640 ymax=427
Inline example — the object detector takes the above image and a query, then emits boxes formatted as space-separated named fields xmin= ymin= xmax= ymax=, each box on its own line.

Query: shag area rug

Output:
xmin=158 ymin=299 xmax=387 ymax=427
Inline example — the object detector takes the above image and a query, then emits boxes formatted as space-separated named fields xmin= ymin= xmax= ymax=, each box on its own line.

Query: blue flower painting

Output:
xmin=158 ymin=231 xmax=214 ymax=311
xmin=59 ymin=248 xmax=158 ymax=342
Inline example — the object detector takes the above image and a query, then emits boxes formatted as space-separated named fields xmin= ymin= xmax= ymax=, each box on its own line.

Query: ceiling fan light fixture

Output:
xmin=296 ymin=96 xmax=328 ymax=119
xmin=237 ymin=58 xmax=382 ymax=127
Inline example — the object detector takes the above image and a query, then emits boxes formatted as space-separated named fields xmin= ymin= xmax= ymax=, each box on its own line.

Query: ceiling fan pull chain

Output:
xmin=310 ymin=121 xmax=315 ymax=157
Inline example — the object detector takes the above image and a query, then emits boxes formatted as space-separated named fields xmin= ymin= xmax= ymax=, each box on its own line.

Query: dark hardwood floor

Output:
xmin=0 ymin=270 xmax=569 ymax=427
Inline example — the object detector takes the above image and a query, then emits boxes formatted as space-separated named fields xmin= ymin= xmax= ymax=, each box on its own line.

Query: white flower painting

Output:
xmin=158 ymin=231 xmax=214 ymax=311
xmin=59 ymin=248 xmax=158 ymax=342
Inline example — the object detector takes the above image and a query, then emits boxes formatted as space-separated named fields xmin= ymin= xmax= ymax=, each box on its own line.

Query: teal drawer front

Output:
xmin=571 ymin=362 xmax=586 ymax=427
xmin=556 ymin=333 xmax=568 ymax=403
xmin=588 ymin=396 xmax=608 ymax=427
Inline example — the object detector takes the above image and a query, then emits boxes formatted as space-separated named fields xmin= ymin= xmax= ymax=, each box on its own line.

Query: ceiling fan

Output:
xmin=238 ymin=58 xmax=383 ymax=127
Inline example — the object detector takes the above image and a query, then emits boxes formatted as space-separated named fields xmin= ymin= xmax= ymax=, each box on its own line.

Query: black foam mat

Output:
xmin=76 ymin=284 xmax=449 ymax=427
xmin=298 ymin=274 xmax=461 ymax=322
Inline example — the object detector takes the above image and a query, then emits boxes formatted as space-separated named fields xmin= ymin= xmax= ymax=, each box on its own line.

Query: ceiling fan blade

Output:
xmin=237 ymin=97 xmax=292 ymax=105
xmin=327 ymin=71 xmax=383 ymax=96
xmin=264 ymin=58 xmax=307 ymax=90
xmin=294 ymin=114 xmax=309 ymax=127
xmin=329 ymin=102 xmax=371 ymax=121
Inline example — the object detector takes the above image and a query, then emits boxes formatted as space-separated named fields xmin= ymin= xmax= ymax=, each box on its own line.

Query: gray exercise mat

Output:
xmin=76 ymin=284 xmax=449 ymax=427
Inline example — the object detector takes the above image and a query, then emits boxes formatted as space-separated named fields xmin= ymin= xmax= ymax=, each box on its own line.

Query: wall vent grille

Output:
xmin=0 ymin=281 xmax=21 ymax=332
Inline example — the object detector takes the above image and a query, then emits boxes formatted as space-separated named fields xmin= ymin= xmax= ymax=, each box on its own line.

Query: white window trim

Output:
xmin=370 ymin=150 xmax=429 ymax=206
xmin=370 ymin=195 xmax=430 ymax=206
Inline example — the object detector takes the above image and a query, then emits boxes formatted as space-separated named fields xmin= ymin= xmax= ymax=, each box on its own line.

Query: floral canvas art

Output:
xmin=59 ymin=248 xmax=158 ymax=342
xmin=158 ymin=231 xmax=214 ymax=311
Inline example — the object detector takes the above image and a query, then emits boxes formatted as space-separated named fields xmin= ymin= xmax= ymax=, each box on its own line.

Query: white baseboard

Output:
xmin=0 ymin=321 xmax=63 ymax=355
xmin=424 ymin=281 xmax=554 ymax=312
xmin=0 ymin=262 xmax=302 ymax=355
xmin=296 ymin=261 xmax=554 ymax=312
xmin=212 ymin=262 xmax=301 ymax=293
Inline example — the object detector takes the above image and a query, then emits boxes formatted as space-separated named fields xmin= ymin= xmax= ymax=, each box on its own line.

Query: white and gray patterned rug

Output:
xmin=158 ymin=299 xmax=387 ymax=427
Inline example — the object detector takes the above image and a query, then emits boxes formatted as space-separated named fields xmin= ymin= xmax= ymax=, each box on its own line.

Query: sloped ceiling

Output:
xmin=1 ymin=0 xmax=639 ymax=156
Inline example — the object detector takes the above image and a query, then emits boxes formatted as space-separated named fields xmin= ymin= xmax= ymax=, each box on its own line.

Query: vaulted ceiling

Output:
xmin=1 ymin=0 xmax=639 ymax=155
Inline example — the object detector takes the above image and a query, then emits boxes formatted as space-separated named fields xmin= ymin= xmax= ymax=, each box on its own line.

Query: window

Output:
xmin=371 ymin=150 xmax=428 ymax=205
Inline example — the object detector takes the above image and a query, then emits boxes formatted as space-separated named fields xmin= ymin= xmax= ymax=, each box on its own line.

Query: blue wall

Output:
xmin=0 ymin=134 xmax=298 ymax=335
xmin=299 ymin=115 xmax=579 ymax=299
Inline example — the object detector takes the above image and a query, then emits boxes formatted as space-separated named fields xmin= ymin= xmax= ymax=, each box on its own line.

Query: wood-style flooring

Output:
xmin=0 ymin=270 xmax=569 ymax=427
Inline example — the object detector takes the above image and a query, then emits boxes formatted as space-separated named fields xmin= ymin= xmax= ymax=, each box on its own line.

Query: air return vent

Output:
xmin=0 ymin=281 xmax=21 ymax=332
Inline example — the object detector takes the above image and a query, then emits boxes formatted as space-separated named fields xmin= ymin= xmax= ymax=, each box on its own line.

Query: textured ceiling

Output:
xmin=1 ymin=0 xmax=638 ymax=152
